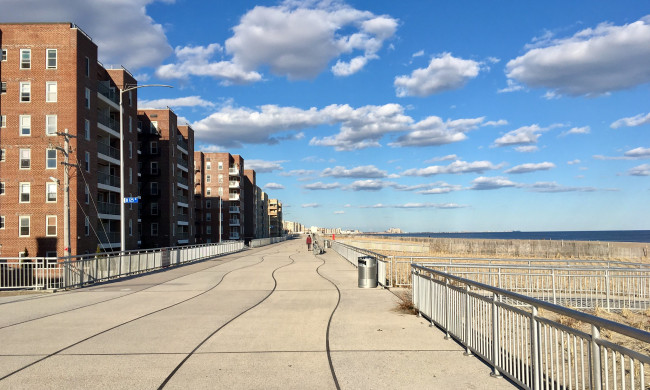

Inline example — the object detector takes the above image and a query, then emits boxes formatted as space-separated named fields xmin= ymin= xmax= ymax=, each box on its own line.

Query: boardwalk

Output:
xmin=0 ymin=240 xmax=515 ymax=389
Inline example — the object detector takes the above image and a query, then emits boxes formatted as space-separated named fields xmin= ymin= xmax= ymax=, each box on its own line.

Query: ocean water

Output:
xmin=383 ymin=230 xmax=650 ymax=243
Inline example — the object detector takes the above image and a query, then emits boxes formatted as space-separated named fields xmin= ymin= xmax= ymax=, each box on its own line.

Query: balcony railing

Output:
xmin=229 ymin=232 xmax=240 ymax=240
xmin=97 ymin=172 xmax=120 ymax=188
xmin=177 ymin=158 xmax=188 ymax=169
xmin=229 ymin=181 xmax=240 ymax=188
xmin=177 ymin=195 xmax=189 ymax=204
xmin=177 ymin=214 xmax=189 ymax=223
xmin=97 ymin=111 xmax=119 ymax=132
xmin=97 ymin=82 xmax=119 ymax=105
xmin=97 ymin=141 xmax=120 ymax=160
xmin=229 ymin=206 xmax=240 ymax=213
xmin=176 ymin=232 xmax=189 ymax=240
xmin=229 ymin=168 xmax=239 ymax=175
xmin=98 ymin=232 xmax=120 ymax=244
xmin=229 ymin=193 xmax=240 ymax=201
xmin=177 ymin=136 xmax=188 ymax=151
xmin=229 ymin=219 xmax=240 ymax=226
xmin=97 ymin=202 xmax=120 ymax=215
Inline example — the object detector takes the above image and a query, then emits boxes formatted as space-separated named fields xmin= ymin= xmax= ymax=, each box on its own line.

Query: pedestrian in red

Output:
xmin=306 ymin=235 xmax=312 ymax=251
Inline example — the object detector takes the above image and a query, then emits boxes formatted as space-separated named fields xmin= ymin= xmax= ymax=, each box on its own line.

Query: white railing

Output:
xmin=412 ymin=264 xmax=650 ymax=390
xmin=331 ymin=241 xmax=391 ymax=288
xmin=248 ymin=235 xmax=289 ymax=248
xmin=0 ymin=241 xmax=244 ymax=291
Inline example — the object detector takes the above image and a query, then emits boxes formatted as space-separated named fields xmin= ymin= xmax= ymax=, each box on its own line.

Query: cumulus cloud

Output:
xmin=303 ymin=182 xmax=341 ymax=190
xmin=425 ymin=155 xmax=458 ymax=163
xmin=627 ymin=164 xmax=650 ymax=176
xmin=402 ymin=160 xmax=503 ymax=177
xmin=159 ymin=1 xmax=397 ymax=82
xmin=279 ymin=169 xmax=317 ymax=177
xmin=504 ymin=162 xmax=556 ymax=174
xmin=497 ymin=79 xmax=525 ymax=94
xmin=416 ymin=182 xmax=463 ymax=195
xmin=567 ymin=159 xmax=581 ymax=165
xmin=389 ymin=116 xmax=485 ymax=147
xmin=394 ymin=53 xmax=482 ymax=97
xmin=346 ymin=179 xmax=394 ymax=191
xmin=245 ymin=159 xmax=287 ymax=173
xmin=0 ymin=0 xmax=173 ymax=70
xmin=624 ymin=147 xmax=650 ymax=159
xmin=505 ymin=16 xmax=650 ymax=96
xmin=264 ymin=183 xmax=285 ymax=190
xmin=321 ymin=165 xmax=390 ymax=178
xmin=470 ymin=176 xmax=518 ymax=190
xmin=139 ymin=96 xmax=215 ymax=109
xmin=560 ymin=126 xmax=591 ymax=137
xmin=493 ymin=125 xmax=544 ymax=147
xmin=610 ymin=112 xmax=650 ymax=129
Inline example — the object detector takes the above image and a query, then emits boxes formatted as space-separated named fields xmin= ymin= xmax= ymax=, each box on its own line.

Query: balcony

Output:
xmin=229 ymin=193 xmax=240 ymax=201
xmin=97 ymin=141 xmax=120 ymax=161
xmin=229 ymin=168 xmax=239 ymax=175
xmin=97 ymin=81 xmax=119 ymax=105
xmin=97 ymin=111 xmax=120 ymax=132
xmin=229 ymin=181 xmax=240 ymax=188
xmin=98 ymin=232 xmax=121 ymax=244
xmin=177 ymin=158 xmax=188 ymax=170
xmin=177 ymin=214 xmax=189 ymax=223
xmin=229 ymin=232 xmax=240 ymax=240
xmin=177 ymin=195 xmax=189 ymax=205
xmin=97 ymin=172 xmax=120 ymax=189
xmin=229 ymin=219 xmax=240 ymax=226
xmin=177 ymin=136 xmax=188 ymax=152
xmin=97 ymin=202 xmax=120 ymax=216
xmin=229 ymin=206 xmax=240 ymax=214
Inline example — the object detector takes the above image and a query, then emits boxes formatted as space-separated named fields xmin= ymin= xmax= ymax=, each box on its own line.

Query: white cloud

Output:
xmin=333 ymin=211 xmax=345 ymax=214
xmin=515 ymin=146 xmax=540 ymax=153
xmin=560 ymin=126 xmax=590 ymax=136
xmin=497 ymin=79 xmax=524 ymax=94
xmin=567 ymin=159 xmax=581 ymax=165
xmin=527 ymin=182 xmax=598 ymax=193
xmin=389 ymin=116 xmax=485 ymax=147
xmin=610 ymin=112 xmax=650 ymax=129
xmin=279 ymin=169 xmax=317 ymax=177
xmin=139 ymin=96 xmax=215 ymax=109
xmin=470 ymin=176 xmax=518 ymax=190
xmin=506 ymin=16 xmax=650 ymax=96
xmin=412 ymin=50 xmax=425 ymax=58
xmin=245 ymin=160 xmax=287 ymax=173
xmin=424 ymin=155 xmax=458 ymax=163
xmin=360 ymin=202 xmax=466 ymax=209
xmin=264 ymin=183 xmax=285 ymax=190
xmin=624 ymin=147 xmax=650 ymax=159
xmin=493 ymin=125 xmax=544 ymax=147
xmin=0 ymin=0 xmax=173 ymax=70
xmin=346 ymin=179 xmax=393 ymax=191
xmin=402 ymin=160 xmax=503 ymax=177
xmin=627 ymin=164 xmax=650 ymax=176
xmin=394 ymin=53 xmax=482 ymax=97
xmin=504 ymin=162 xmax=556 ymax=174
xmin=483 ymin=119 xmax=509 ymax=127
xmin=417 ymin=183 xmax=463 ymax=195
xmin=302 ymin=203 xmax=320 ymax=208
xmin=303 ymin=182 xmax=341 ymax=190
xmin=321 ymin=165 xmax=390 ymax=178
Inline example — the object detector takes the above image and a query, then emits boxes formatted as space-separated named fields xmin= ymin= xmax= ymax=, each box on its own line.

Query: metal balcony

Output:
xmin=97 ymin=172 xmax=120 ymax=188
xmin=229 ymin=206 xmax=240 ymax=214
xmin=229 ymin=181 xmax=240 ymax=188
xmin=97 ymin=81 xmax=119 ymax=105
xmin=97 ymin=112 xmax=119 ymax=132
xmin=97 ymin=202 xmax=120 ymax=216
xmin=98 ymin=232 xmax=121 ymax=244
xmin=229 ymin=219 xmax=240 ymax=226
xmin=97 ymin=141 xmax=120 ymax=161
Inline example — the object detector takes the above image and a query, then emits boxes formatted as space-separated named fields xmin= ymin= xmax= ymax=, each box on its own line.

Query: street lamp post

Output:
xmin=119 ymin=84 xmax=172 ymax=252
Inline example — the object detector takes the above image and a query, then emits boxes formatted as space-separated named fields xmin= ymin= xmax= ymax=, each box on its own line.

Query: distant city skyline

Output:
xmin=3 ymin=1 xmax=648 ymax=232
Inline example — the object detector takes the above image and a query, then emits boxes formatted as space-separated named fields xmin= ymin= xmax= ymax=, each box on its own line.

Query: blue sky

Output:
xmin=4 ymin=0 xmax=650 ymax=232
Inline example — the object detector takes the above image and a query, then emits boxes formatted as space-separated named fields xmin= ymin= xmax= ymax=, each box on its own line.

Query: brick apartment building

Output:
xmin=137 ymin=108 xmax=194 ymax=248
xmin=256 ymin=189 xmax=269 ymax=239
xmin=243 ymin=169 xmax=256 ymax=241
xmin=269 ymin=198 xmax=283 ymax=237
xmin=0 ymin=23 xmax=139 ymax=257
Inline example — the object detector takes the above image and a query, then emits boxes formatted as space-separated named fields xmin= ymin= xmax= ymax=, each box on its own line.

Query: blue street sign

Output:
xmin=124 ymin=197 xmax=139 ymax=204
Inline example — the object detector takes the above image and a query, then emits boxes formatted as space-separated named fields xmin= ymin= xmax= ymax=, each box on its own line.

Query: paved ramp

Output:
xmin=0 ymin=241 xmax=516 ymax=389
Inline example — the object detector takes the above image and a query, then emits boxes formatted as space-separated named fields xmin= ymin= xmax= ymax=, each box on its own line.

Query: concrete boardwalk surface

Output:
xmin=0 ymin=240 xmax=516 ymax=389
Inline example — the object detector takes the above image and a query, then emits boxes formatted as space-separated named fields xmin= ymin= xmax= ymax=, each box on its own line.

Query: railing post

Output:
xmin=491 ymin=292 xmax=501 ymax=378
xmin=413 ymin=268 xmax=420 ymax=317
xmin=552 ymin=269 xmax=557 ymax=305
xmin=605 ymin=270 xmax=611 ymax=312
xmin=464 ymin=284 xmax=472 ymax=356
xmin=530 ymin=305 xmax=540 ymax=390
xmin=591 ymin=325 xmax=602 ymax=390
xmin=444 ymin=277 xmax=451 ymax=339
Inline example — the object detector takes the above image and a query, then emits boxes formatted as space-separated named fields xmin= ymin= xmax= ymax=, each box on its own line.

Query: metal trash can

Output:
xmin=358 ymin=256 xmax=377 ymax=288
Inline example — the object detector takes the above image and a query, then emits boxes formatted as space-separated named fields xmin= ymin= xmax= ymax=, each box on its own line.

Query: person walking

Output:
xmin=306 ymin=235 xmax=312 ymax=251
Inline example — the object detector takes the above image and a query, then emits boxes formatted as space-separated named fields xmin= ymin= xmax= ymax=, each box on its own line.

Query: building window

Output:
xmin=206 ymin=225 xmax=212 ymax=234
xmin=46 ymin=215 xmax=57 ymax=236
xmin=19 ymin=148 xmax=31 ymax=169
xmin=151 ymin=203 xmax=159 ymax=215
xmin=85 ymin=216 xmax=90 ymax=236
xmin=151 ymin=223 xmax=159 ymax=236
xmin=19 ymin=115 xmax=31 ymax=136
xmin=206 ymin=161 xmax=211 ymax=170
xmin=0 ymin=216 xmax=4 ymax=229
xmin=46 ymin=115 xmax=57 ymax=135
xmin=1 ymin=149 xmax=5 ymax=162
xmin=218 ymin=174 xmax=223 ymax=183
xmin=46 ymin=49 xmax=57 ymax=69
xmin=0 ymin=115 xmax=5 ymax=128
xmin=129 ymin=219 xmax=133 ymax=236
xmin=84 ymin=119 xmax=90 ymax=140
xmin=46 ymin=82 xmax=57 ymax=102
xmin=46 ymin=182 xmax=57 ymax=202
xmin=19 ymin=182 xmax=31 ymax=203
xmin=1 ymin=49 xmax=6 ymax=61
xmin=129 ymin=141 xmax=133 ymax=159
xmin=85 ymin=88 xmax=90 ymax=108
xmin=206 ymin=187 xmax=211 ymax=196
xmin=206 ymin=200 xmax=211 ymax=209
xmin=0 ymin=181 xmax=4 ymax=195
xmin=85 ymin=151 xmax=90 ymax=172
xmin=150 ymin=162 xmax=158 ymax=175
xmin=85 ymin=57 xmax=90 ymax=77
xmin=20 ymin=49 xmax=31 ymax=69
xmin=150 ymin=121 xmax=158 ymax=134
xmin=84 ymin=184 xmax=89 ymax=204
xmin=206 ymin=175 xmax=211 ymax=183
xmin=150 ymin=182 xmax=158 ymax=195
xmin=1 ymin=81 xmax=6 ymax=94
xmin=206 ymin=213 xmax=212 ymax=222
xmin=129 ymin=116 xmax=132 ymax=133
xmin=19 ymin=216 xmax=30 ymax=237
xmin=150 ymin=141 xmax=158 ymax=154
xmin=20 ymin=82 xmax=31 ymax=102
xmin=129 ymin=167 xmax=133 ymax=185
xmin=46 ymin=149 xmax=57 ymax=169
xmin=218 ymin=161 xmax=223 ymax=170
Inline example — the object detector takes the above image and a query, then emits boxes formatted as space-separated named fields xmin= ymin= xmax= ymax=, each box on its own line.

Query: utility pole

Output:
xmin=56 ymin=129 xmax=77 ymax=258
